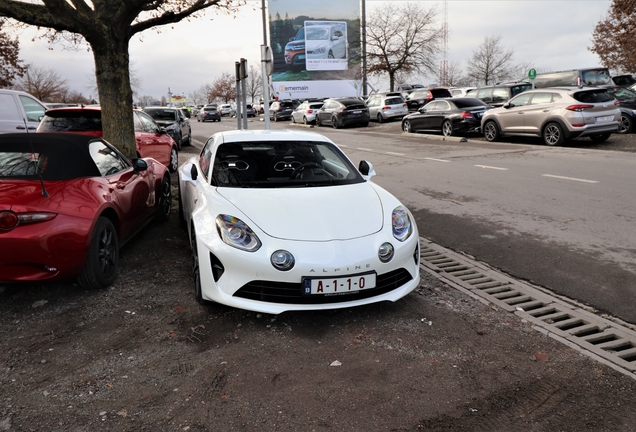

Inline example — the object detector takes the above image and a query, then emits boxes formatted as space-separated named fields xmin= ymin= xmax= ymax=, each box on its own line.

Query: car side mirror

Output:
xmin=358 ymin=160 xmax=376 ymax=179
xmin=190 ymin=164 xmax=198 ymax=181
xmin=132 ymin=158 xmax=148 ymax=173
xmin=159 ymin=127 xmax=168 ymax=134
xmin=418 ymin=108 xmax=427 ymax=113
xmin=503 ymin=103 xmax=511 ymax=109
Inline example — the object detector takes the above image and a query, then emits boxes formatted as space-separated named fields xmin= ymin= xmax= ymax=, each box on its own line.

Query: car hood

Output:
xmin=153 ymin=120 xmax=177 ymax=127
xmin=285 ymin=39 xmax=304 ymax=50
xmin=217 ymin=182 xmax=384 ymax=241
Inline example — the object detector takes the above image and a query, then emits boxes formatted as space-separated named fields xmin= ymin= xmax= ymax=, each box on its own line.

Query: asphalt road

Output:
xmin=190 ymin=116 xmax=636 ymax=325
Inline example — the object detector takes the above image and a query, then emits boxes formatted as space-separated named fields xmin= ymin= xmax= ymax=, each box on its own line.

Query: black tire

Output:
xmin=483 ymin=121 xmax=500 ymax=142
xmin=190 ymin=227 xmax=204 ymax=304
xmin=77 ymin=217 xmax=119 ymax=289
xmin=377 ymin=114 xmax=384 ymax=124
xmin=543 ymin=122 xmax=564 ymax=146
xmin=442 ymin=120 xmax=454 ymax=137
xmin=316 ymin=116 xmax=322 ymax=127
xmin=590 ymin=132 xmax=612 ymax=143
xmin=291 ymin=115 xmax=296 ymax=124
xmin=178 ymin=181 xmax=186 ymax=229
xmin=402 ymin=120 xmax=412 ymax=133
xmin=197 ymin=118 xmax=200 ymax=122
xmin=168 ymin=146 xmax=178 ymax=173
xmin=619 ymin=114 xmax=633 ymax=134
xmin=156 ymin=175 xmax=171 ymax=222
xmin=174 ymin=132 xmax=182 ymax=151
xmin=183 ymin=132 xmax=191 ymax=146
xmin=331 ymin=116 xmax=340 ymax=129
xmin=303 ymin=116 xmax=308 ymax=125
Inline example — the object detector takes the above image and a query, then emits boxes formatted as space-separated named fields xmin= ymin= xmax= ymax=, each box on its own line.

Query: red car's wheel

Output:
xmin=78 ymin=217 xmax=119 ymax=289
xmin=156 ymin=175 xmax=171 ymax=222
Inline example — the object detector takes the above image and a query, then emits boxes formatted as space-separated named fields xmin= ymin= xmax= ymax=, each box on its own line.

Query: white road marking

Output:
xmin=475 ymin=165 xmax=509 ymax=171
xmin=542 ymin=174 xmax=599 ymax=184
xmin=386 ymin=151 xmax=405 ymax=156
xmin=423 ymin=157 xmax=451 ymax=163
xmin=357 ymin=147 xmax=374 ymax=151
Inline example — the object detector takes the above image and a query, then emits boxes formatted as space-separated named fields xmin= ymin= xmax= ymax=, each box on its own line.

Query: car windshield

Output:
xmin=145 ymin=109 xmax=178 ymax=121
xmin=573 ymin=89 xmax=614 ymax=103
xmin=211 ymin=140 xmax=364 ymax=188
xmin=611 ymin=87 xmax=636 ymax=100
xmin=306 ymin=27 xmax=330 ymax=40
xmin=37 ymin=111 xmax=102 ymax=132
xmin=385 ymin=97 xmax=405 ymax=105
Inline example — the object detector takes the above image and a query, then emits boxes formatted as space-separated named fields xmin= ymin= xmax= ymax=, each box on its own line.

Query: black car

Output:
xmin=197 ymin=106 xmax=221 ymax=122
xmin=405 ymin=88 xmax=452 ymax=112
xmin=143 ymin=106 xmax=191 ymax=149
xmin=604 ymin=86 xmax=636 ymax=134
xmin=401 ymin=97 xmax=490 ymax=136
xmin=315 ymin=98 xmax=370 ymax=129
xmin=269 ymin=101 xmax=295 ymax=122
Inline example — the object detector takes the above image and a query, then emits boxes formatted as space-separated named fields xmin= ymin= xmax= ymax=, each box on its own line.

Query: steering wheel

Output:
xmin=290 ymin=162 xmax=331 ymax=179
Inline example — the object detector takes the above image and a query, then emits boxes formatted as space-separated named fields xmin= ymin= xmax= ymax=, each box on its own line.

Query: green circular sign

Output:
xmin=528 ymin=68 xmax=537 ymax=80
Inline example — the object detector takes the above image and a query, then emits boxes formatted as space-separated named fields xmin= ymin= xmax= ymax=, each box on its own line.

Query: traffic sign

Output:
xmin=528 ymin=68 xmax=537 ymax=80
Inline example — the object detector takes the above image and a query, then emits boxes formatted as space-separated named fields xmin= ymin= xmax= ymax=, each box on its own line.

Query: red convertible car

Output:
xmin=0 ymin=133 xmax=171 ymax=289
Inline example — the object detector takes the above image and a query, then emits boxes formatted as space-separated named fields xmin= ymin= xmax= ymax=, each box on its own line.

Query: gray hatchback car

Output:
xmin=481 ymin=87 xmax=620 ymax=146
xmin=366 ymin=92 xmax=409 ymax=123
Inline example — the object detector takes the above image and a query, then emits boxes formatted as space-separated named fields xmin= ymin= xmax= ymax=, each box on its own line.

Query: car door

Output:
xmin=427 ymin=100 xmax=451 ymax=131
xmin=89 ymin=140 xmax=154 ymax=239
xmin=183 ymin=136 xmax=214 ymax=225
xmin=413 ymin=101 xmax=440 ymax=131
xmin=0 ymin=93 xmax=25 ymax=134
xmin=331 ymin=27 xmax=346 ymax=58
xmin=497 ymin=93 xmax=533 ymax=134
xmin=523 ymin=92 xmax=558 ymax=135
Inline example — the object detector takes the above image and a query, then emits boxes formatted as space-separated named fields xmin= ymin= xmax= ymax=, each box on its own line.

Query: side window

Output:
xmin=437 ymin=100 xmax=451 ymax=110
xmin=89 ymin=140 xmax=129 ymax=176
xmin=529 ymin=93 xmax=553 ymax=105
xmin=0 ymin=94 xmax=22 ymax=120
xmin=19 ymin=95 xmax=47 ymax=122
xmin=425 ymin=101 xmax=440 ymax=111
xmin=199 ymin=137 xmax=214 ymax=181
xmin=492 ymin=87 xmax=510 ymax=103
xmin=133 ymin=112 xmax=144 ymax=132
xmin=477 ymin=88 xmax=492 ymax=103
xmin=508 ymin=93 xmax=532 ymax=107
xmin=136 ymin=111 xmax=160 ymax=133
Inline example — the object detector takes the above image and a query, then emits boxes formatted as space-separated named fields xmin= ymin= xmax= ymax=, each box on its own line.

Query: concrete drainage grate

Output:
xmin=419 ymin=237 xmax=636 ymax=378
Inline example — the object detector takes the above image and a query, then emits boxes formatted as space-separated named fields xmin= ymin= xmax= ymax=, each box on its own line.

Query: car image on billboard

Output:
xmin=305 ymin=21 xmax=348 ymax=71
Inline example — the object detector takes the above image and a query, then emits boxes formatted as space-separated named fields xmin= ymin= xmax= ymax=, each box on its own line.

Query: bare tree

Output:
xmin=590 ymin=0 xmax=636 ymax=72
xmin=13 ymin=65 xmax=68 ymax=101
xmin=466 ymin=35 xmax=515 ymax=86
xmin=366 ymin=2 xmax=443 ymax=91
xmin=0 ymin=18 xmax=26 ymax=87
xmin=245 ymin=64 xmax=262 ymax=103
xmin=210 ymin=72 xmax=236 ymax=103
xmin=0 ymin=0 xmax=240 ymax=158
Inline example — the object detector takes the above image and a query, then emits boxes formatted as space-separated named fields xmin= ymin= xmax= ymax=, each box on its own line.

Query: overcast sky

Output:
xmin=10 ymin=0 xmax=612 ymax=100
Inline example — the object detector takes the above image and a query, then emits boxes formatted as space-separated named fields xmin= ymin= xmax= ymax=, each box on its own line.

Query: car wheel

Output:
xmin=543 ymin=122 xmax=564 ymax=146
xmin=77 ymin=217 xmax=119 ymax=289
xmin=402 ymin=120 xmax=412 ymax=133
xmin=331 ymin=116 xmax=340 ymax=129
xmin=442 ymin=120 xmax=454 ymax=137
xmin=197 ymin=118 xmax=200 ymax=122
xmin=156 ymin=174 xmax=171 ymax=222
xmin=190 ymin=227 xmax=204 ymax=304
xmin=316 ymin=116 xmax=322 ymax=127
xmin=169 ymin=146 xmax=178 ymax=173
xmin=483 ymin=121 xmax=500 ymax=142
xmin=291 ymin=115 xmax=296 ymax=123
xmin=619 ymin=114 xmax=633 ymax=134
xmin=183 ymin=132 xmax=191 ymax=146
xmin=590 ymin=132 xmax=612 ymax=143
xmin=377 ymin=114 xmax=384 ymax=124
xmin=303 ymin=116 xmax=308 ymax=125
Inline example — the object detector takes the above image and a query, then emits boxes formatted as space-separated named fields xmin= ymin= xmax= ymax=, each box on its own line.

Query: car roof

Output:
xmin=215 ymin=129 xmax=333 ymax=145
xmin=0 ymin=133 xmax=103 ymax=180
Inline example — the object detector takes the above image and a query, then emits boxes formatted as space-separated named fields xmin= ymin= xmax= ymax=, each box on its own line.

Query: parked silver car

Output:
xmin=291 ymin=101 xmax=324 ymax=124
xmin=481 ymin=87 xmax=620 ymax=146
xmin=366 ymin=93 xmax=409 ymax=123
xmin=0 ymin=89 xmax=48 ymax=134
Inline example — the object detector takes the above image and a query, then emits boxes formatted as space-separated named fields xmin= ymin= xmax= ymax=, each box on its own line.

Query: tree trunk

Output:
xmin=92 ymin=40 xmax=136 ymax=159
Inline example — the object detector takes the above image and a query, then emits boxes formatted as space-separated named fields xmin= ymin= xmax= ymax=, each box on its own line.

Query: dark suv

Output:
xmin=269 ymin=101 xmax=295 ymax=122
xmin=405 ymin=88 xmax=452 ymax=112
xmin=467 ymin=82 xmax=533 ymax=107
xmin=143 ymin=106 xmax=191 ymax=150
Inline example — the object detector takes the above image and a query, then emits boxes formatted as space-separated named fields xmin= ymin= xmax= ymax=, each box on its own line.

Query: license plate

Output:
xmin=352 ymin=110 xmax=361 ymax=114
xmin=302 ymin=272 xmax=376 ymax=296
xmin=596 ymin=115 xmax=613 ymax=123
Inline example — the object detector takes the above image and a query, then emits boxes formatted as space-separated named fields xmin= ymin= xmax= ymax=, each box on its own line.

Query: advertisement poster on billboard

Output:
xmin=268 ymin=0 xmax=361 ymax=101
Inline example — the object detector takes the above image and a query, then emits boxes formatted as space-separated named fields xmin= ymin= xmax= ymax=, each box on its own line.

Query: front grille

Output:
xmin=233 ymin=268 xmax=413 ymax=304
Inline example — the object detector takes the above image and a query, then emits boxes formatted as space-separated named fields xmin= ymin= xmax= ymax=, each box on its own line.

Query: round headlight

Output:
xmin=271 ymin=250 xmax=295 ymax=271
xmin=378 ymin=242 xmax=394 ymax=263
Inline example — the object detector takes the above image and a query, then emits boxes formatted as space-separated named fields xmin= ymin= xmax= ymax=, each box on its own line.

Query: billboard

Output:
xmin=268 ymin=0 xmax=362 ymax=100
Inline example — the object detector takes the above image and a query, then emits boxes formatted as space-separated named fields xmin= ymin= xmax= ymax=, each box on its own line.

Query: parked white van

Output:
xmin=0 ymin=89 xmax=48 ymax=134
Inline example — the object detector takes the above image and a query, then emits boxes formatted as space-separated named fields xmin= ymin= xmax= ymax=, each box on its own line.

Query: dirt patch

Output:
xmin=2 ymin=170 xmax=636 ymax=431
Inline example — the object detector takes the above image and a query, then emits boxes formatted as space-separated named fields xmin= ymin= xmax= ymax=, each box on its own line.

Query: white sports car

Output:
xmin=178 ymin=129 xmax=420 ymax=314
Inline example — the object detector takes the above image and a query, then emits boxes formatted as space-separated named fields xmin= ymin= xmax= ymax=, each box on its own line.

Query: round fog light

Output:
xmin=271 ymin=250 xmax=295 ymax=271
xmin=378 ymin=242 xmax=394 ymax=263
